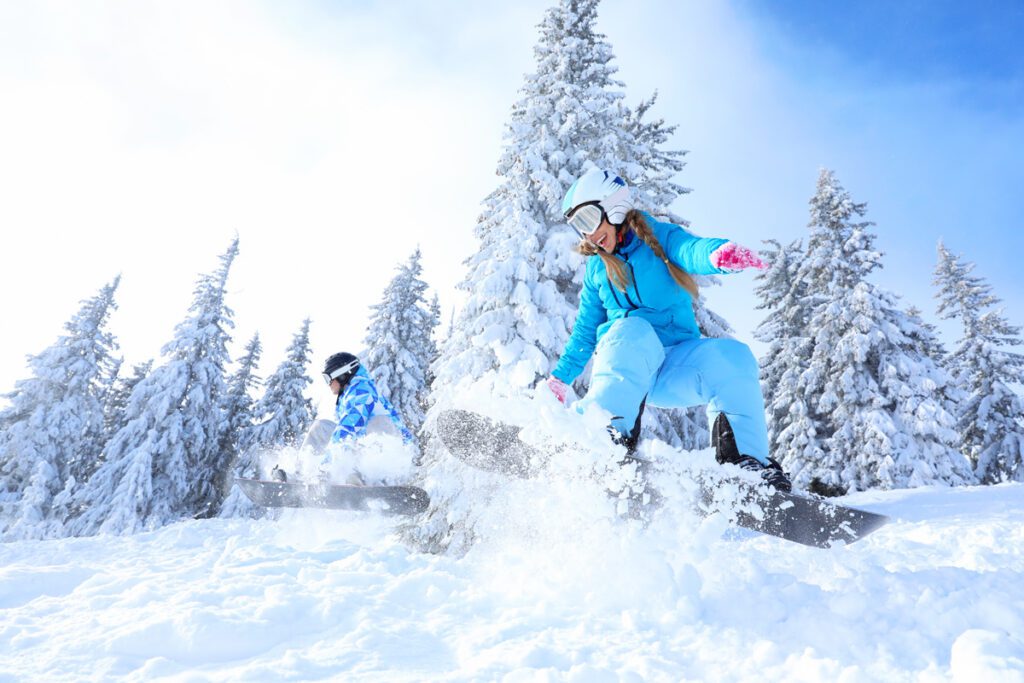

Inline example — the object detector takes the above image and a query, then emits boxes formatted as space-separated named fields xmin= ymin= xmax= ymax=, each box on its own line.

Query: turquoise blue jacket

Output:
xmin=552 ymin=213 xmax=729 ymax=384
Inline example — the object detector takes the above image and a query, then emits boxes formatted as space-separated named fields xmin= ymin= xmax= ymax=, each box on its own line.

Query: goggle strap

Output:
xmin=325 ymin=360 xmax=359 ymax=382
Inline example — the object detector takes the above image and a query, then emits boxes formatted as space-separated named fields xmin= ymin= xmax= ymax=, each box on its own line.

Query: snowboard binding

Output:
xmin=711 ymin=414 xmax=791 ymax=493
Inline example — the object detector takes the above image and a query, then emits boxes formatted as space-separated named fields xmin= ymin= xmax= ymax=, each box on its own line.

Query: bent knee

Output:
xmin=597 ymin=318 xmax=665 ymax=373
xmin=699 ymin=338 xmax=759 ymax=375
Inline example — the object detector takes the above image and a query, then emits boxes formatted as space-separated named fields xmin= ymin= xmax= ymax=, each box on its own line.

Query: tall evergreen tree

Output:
xmin=70 ymin=240 xmax=238 ymax=535
xmin=773 ymin=171 xmax=971 ymax=493
xmin=0 ymin=277 xmax=120 ymax=540
xmin=934 ymin=241 xmax=1024 ymax=482
xmin=754 ymin=238 xmax=813 ymax=458
xmin=422 ymin=293 xmax=442 ymax=416
xmin=246 ymin=319 xmax=314 ymax=452
xmin=361 ymin=249 xmax=439 ymax=436
xmin=101 ymin=360 xmax=153 ymax=446
xmin=893 ymin=306 xmax=974 ymax=486
xmin=220 ymin=334 xmax=263 ymax=456
xmin=214 ymin=333 xmax=263 ymax=500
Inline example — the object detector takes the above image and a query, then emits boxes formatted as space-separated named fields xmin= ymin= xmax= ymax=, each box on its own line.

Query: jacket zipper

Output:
xmin=606 ymin=251 xmax=643 ymax=315
xmin=608 ymin=281 xmax=627 ymax=309
xmin=620 ymin=253 xmax=643 ymax=308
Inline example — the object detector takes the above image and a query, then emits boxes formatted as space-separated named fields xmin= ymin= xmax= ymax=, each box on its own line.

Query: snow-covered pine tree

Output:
xmin=894 ymin=306 xmax=975 ymax=486
xmin=96 ymin=355 xmax=123 ymax=432
xmin=753 ymin=238 xmax=814 ymax=458
xmin=101 ymin=360 xmax=153 ymax=447
xmin=905 ymin=306 xmax=948 ymax=360
xmin=903 ymin=303 xmax=965 ymax=424
xmin=619 ymin=91 xmax=689 ymax=222
xmin=220 ymin=334 xmax=262 ymax=454
xmin=778 ymin=170 xmax=971 ymax=493
xmin=69 ymin=240 xmax=238 ymax=535
xmin=0 ymin=277 xmax=120 ymax=540
xmin=361 ymin=249 xmax=438 ymax=436
xmin=934 ymin=241 xmax=1024 ymax=482
xmin=422 ymin=293 xmax=442 ymax=418
xmin=435 ymin=0 xmax=688 ymax=395
xmin=246 ymin=319 xmax=314 ymax=452
xmin=218 ymin=333 xmax=272 ymax=519
xmin=215 ymin=333 xmax=262 ymax=490
xmin=766 ymin=173 xmax=864 ymax=492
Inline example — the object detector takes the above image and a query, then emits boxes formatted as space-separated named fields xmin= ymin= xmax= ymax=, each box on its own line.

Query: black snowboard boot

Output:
xmin=607 ymin=396 xmax=647 ymax=457
xmin=712 ymin=414 xmax=792 ymax=493
xmin=271 ymin=465 xmax=288 ymax=483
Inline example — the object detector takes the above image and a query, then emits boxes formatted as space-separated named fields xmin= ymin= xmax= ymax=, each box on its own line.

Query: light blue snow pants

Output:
xmin=576 ymin=317 xmax=771 ymax=463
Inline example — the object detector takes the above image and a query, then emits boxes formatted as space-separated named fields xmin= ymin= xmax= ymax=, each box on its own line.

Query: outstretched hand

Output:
xmin=710 ymin=242 xmax=767 ymax=272
xmin=546 ymin=376 xmax=569 ymax=405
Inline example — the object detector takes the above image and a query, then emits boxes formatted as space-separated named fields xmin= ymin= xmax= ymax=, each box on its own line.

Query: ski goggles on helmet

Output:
xmin=322 ymin=359 xmax=359 ymax=385
xmin=565 ymin=201 xmax=605 ymax=239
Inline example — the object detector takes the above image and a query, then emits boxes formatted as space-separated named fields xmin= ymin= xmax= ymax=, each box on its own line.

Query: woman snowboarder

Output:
xmin=549 ymin=168 xmax=790 ymax=492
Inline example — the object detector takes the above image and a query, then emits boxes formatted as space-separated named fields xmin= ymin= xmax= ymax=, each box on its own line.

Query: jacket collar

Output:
xmin=614 ymin=227 xmax=641 ymax=256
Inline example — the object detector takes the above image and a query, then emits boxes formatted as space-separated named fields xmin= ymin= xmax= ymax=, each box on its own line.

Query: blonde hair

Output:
xmin=577 ymin=209 xmax=699 ymax=298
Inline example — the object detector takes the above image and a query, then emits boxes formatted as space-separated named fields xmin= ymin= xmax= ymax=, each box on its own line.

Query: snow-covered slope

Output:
xmin=2 ymin=483 xmax=1023 ymax=682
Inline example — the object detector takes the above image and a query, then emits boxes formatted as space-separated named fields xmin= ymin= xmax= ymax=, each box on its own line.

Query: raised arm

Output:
xmin=656 ymin=216 xmax=765 ymax=275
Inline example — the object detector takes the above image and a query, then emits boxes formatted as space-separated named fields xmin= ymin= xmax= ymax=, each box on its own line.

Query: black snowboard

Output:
xmin=235 ymin=478 xmax=430 ymax=516
xmin=436 ymin=408 xmax=889 ymax=548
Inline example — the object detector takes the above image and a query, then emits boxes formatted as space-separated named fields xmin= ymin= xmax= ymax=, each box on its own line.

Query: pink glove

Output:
xmin=710 ymin=242 xmax=767 ymax=272
xmin=546 ymin=376 xmax=569 ymax=404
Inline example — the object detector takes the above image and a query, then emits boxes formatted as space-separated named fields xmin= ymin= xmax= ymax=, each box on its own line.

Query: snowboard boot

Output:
xmin=271 ymin=465 xmax=288 ymax=483
xmin=711 ymin=413 xmax=792 ymax=493
xmin=607 ymin=396 xmax=647 ymax=457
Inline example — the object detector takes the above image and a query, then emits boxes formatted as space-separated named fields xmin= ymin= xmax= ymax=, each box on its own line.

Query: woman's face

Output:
xmin=585 ymin=218 xmax=617 ymax=253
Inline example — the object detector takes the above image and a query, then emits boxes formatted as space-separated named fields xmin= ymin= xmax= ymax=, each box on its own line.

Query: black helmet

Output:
xmin=323 ymin=352 xmax=360 ymax=387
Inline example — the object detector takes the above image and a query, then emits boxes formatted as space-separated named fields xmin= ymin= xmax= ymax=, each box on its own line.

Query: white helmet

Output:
xmin=561 ymin=168 xmax=633 ymax=236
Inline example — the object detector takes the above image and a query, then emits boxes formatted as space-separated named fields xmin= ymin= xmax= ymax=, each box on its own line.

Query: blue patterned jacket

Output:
xmin=331 ymin=366 xmax=414 ymax=444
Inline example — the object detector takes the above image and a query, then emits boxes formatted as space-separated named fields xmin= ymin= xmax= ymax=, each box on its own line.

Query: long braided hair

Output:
xmin=577 ymin=209 xmax=699 ymax=298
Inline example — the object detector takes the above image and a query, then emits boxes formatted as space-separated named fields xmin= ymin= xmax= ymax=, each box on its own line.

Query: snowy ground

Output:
xmin=2 ymin=481 xmax=1024 ymax=682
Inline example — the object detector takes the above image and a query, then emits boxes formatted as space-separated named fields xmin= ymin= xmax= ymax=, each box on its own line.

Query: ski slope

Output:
xmin=2 ymin=483 xmax=1023 ymax=682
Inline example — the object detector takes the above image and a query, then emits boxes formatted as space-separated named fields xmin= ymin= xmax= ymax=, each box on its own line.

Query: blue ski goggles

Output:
xmin=565 ymin=201 xmax=605 ymax=239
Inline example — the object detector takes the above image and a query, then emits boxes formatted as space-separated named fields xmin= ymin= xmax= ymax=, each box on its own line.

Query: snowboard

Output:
xmin=436 ymin=408 xmax=889 ymax=548
xmin=235 ymin=477 xmax=430 ymax=516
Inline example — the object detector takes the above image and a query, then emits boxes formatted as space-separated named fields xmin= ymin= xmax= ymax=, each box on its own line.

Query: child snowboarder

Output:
xmin=272 ymin=352 xmax=414 ymax=483
xmin=549 ymin=168 xmax=791 ymax=492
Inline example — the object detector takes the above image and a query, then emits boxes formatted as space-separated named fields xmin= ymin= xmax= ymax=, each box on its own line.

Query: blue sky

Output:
xmin=743 ymin=0 xmax=1024 ymax=86
xmin=0 ymin=0 xmax=1020 ymax=396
